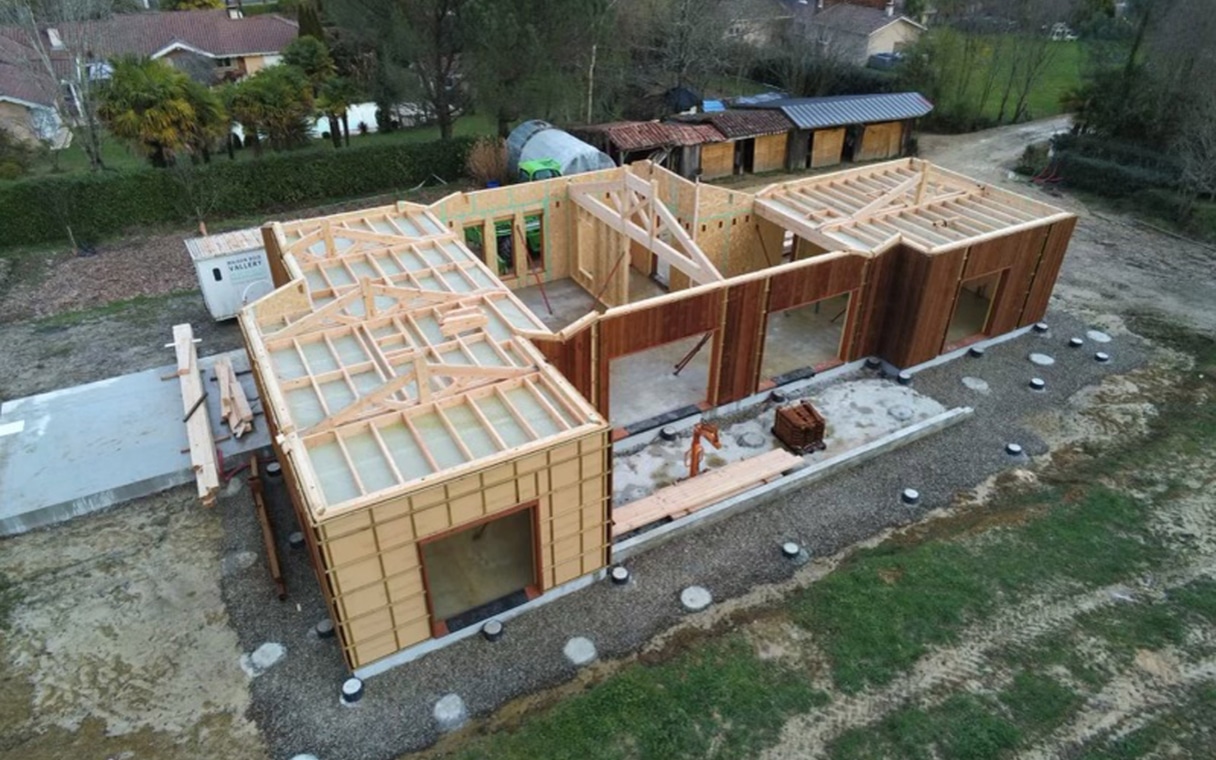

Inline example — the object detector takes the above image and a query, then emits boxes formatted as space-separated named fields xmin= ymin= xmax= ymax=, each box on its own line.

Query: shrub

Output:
xmin=1054 ymin=152 xmax=1177 ymax=197
xmin=0 ymin=137 xmax=474 ymax=246
xmin=465 ymin=136 xmax=508 ymax=186
xmin=1016 ymin=141 xmax=1050 ymax=176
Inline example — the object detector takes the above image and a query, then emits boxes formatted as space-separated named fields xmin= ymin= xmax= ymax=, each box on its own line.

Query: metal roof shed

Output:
xmin=741 ymin=91 xmax=934 ymax=130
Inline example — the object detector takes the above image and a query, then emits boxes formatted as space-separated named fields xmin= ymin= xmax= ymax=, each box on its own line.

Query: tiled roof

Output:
xmin=0 ymin=62 xmax=58 ymax=107
xmin=51 ymin=9 xmax=299 ymax=58
xmin=743 ymin=92 xmax=933 ymax=130
xmin=698 ymin=110 xmax=793 ymax=138
xmin=579 ymin=121 xmax=726 ymax=151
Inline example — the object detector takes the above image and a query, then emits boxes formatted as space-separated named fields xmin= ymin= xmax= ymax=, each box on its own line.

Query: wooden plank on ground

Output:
xmin=215 ymin=356 xmax=255 ymax=439
xmin=611 ymin=448 xmax=801 ymax=537
xmin=174 ymin=323 xmax=220 ymax=507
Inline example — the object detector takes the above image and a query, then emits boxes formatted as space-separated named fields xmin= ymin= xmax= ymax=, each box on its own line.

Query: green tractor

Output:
xmin=518 ymin=158 xmax=562 ymax=182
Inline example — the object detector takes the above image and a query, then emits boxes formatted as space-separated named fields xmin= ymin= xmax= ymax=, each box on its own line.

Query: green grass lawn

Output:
xmin=27 ymin=112 xmax=496 ymax=178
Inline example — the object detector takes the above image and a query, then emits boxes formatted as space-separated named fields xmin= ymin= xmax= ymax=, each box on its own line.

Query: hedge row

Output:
xmin=0 ymin=137 xmax=475 ymax=246
xmin=1051 ymin=133 xmax=1182 ymax=176
xmin=1054 ymin=151 xmax=1178 ymax=198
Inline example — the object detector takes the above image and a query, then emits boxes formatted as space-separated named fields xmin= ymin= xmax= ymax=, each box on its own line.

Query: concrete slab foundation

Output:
xmin=0 ymin=348 xmax=270 ymax=536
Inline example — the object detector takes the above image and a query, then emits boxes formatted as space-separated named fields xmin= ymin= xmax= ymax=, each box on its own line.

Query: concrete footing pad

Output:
xmin=563 ymin=637 xmax=597 ymax=666
xmin=433 ymin=694 xmax=468 ymax=732
xmin=680 ymin=586 xmax=713 ymax=611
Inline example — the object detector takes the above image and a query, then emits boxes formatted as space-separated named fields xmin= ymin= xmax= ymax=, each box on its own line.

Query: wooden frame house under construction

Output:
xmin=241 ymin=157 xmax=1076 ymax=672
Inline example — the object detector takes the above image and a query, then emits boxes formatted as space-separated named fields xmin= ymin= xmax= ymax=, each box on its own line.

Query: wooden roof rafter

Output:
xmin=569 ymin=174 xmax=725 ymax=285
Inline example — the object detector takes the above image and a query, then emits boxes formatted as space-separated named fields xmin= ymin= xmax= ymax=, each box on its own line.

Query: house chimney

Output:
xmin=885 ymin=0 xmax=894 ymax=17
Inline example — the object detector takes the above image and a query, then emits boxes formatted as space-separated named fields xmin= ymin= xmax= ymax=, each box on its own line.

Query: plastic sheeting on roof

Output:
xmin=506 ymin=120 xmax=615 ymax=178
xmin=731 ymin=91 xmax=787 ymax=106
xmin=743 ymin=92 xmax=934 ymax=130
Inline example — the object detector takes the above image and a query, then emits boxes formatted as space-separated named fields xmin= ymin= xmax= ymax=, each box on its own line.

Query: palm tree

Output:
xmin=98 ymin=56 xmax=218 ymax=168
xmin=318 ymin=76 xmax=360 ymax=147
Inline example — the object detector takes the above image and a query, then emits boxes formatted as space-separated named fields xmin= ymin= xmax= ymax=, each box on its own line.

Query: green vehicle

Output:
xmin=518 ymin=158 xmax=562 ymax=182
xmin=464 ymin=215 xmax=543 ymax=277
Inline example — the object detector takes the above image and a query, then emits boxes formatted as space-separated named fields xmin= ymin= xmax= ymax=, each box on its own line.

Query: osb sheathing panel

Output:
xmin=1019 ymin=216 xmax=1077 ymax=326
xmin=572 ymin=204 xmax=629 ymax=307
xmin=878 ymin=244 xmax=968 ymax=367
xmin=754 ymin=133 xmax=787 ymax=173
xmin=714 ymin=278 xmax=768 ymax=404
xmin=314 ymin=429 xmax=611 ymax=669
xmin=430 ymin=167 xmax=626 ymax=293
xmin=767 ymin=253 xmax=868 ymax=313
xmin=811 ymin=128 xmax=846 ymax=168
xmin=856 ymin=121 xmax=905 ymax=162
xmin=701 ymin=141 xmax=735 ymax=180
xmin=752 ymin=216 xmax=788 ymax=273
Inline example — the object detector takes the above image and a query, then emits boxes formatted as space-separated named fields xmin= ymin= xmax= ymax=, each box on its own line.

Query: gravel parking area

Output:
xmin=217 ymin=309 xmax=1144 ymax=760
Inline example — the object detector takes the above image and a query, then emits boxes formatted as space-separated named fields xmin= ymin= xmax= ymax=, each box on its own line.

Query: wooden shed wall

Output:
xmin=811 ymin=127 xmax=846 ymax=168
xmin=701 ymin=141 xmax=735 ymax=179
xmin=311 ymin=428 xmax=611 ymax=669
xmin=754 ymin=133 xmax=788 ymax=173
xmin=856 ymin=121 xmax=905 ymax=162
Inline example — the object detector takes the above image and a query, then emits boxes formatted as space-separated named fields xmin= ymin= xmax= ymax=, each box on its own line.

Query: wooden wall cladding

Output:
xmin=313 ymin=429 xmax=611 ymax=669
xmin=878 ymin=245 xmax=967 ymax=367
xmin=767 ymin=253 xmax=868 ymax=313
xmin=852 ymin=248 xmax=898 ymax=358
xmin=754 ymin=133 xmax=787 ymax=173
xmin=1019 ymin=216 xmax=1077 ymax=325
xmin=961 ymin=224 xmax=1051 ymax=336
xmin=530 ymin=323 xmax=595 ymax=402
xmin=856 ymin=122 xmax=905 ymax=162
xmin=701 ymin=141 xmax=735 ymax=179
xmin=714 ymin=278 xmax=768 ymax=405
xmin=811 ymin=128 xmax=845 ymax=168
xmin=599 ymin=289 xmax=723 ymax=360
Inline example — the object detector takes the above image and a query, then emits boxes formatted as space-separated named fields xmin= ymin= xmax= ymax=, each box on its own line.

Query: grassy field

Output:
xmin=27 ymin=112 xmax=496 ymax=177
xmin=436 ymin=321 xmax=1216 ymax=760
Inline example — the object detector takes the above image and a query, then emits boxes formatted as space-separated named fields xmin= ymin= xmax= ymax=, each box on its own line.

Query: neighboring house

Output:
xmin=0 ymin=8 xmax=297 ymax=145
xmin=802 ymin=1 xmax=925 ymax=66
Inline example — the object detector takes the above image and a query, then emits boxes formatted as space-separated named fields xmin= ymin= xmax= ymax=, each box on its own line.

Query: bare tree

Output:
xmin=0 ymin=0 xmax=118 ymax=170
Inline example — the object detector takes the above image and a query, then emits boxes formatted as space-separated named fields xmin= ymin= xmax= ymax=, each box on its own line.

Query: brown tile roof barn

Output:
xmin=695 ymin=110 xmax=793 ymax=139
xmin=581 ymin=121 xmax=726 ymax=152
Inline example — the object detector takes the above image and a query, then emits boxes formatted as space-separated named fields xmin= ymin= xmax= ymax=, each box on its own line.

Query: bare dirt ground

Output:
xmin=0 ymin=184 xmax=471 ymax=402
xmin=0 ymin=119 xmax=1212 ymax=760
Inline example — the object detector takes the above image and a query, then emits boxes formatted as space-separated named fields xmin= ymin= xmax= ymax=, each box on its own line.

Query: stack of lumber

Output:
xmin=173 ymin=323 xmax=220 ymax=507
xmin=215 ymin=357 xmax=254 ymax=439
xmin=611 ymin=448 xmax=801 ymax=537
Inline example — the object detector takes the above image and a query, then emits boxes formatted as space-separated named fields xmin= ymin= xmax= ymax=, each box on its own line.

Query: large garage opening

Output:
xmin=946 ymin=271 xmax=1003 ymax=347
xmin=761 ymin=292 xmax=850 ymax=382
xmin=421 ymin=505 xmax=537 ymax=633
xmin=609 ymin=333 xmax=713 ymax=429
